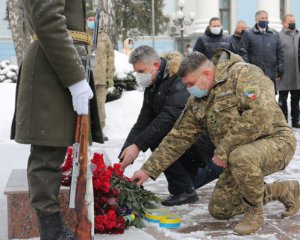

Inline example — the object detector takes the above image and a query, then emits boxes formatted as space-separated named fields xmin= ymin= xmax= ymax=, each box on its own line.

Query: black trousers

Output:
xmin=163 ymin=134 xmax=222 ymax=195
xmin=27 ymin=145 xmax=67 ymax=217
xmin=278 ymin=90 xmax=300 ymax=123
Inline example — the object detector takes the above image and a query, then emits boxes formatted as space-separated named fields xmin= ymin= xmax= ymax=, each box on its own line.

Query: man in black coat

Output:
xmin=119 ymin=45 xmax=222 ymax=206
xmin=231 ymin=20 xmax=248 ymax=54
xmin=240 ymin=10 xmax=284 ymax=85
xmin=193 ymin=17 xmax=234 ymax=59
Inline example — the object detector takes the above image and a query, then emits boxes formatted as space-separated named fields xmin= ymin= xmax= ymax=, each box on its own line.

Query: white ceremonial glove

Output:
xmin=68 ymin=79 xmax=93 ymax=115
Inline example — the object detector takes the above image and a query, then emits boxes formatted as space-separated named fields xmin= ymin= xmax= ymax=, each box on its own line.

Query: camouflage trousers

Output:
xmin=95 ymin=85 xmax=108 ymax=129
xmin=208 ymin=135 xmax=296 ymax=219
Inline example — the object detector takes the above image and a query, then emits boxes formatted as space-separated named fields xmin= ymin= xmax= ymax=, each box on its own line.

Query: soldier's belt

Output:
xmin=32 ymin=30 xmax=91 ymax=45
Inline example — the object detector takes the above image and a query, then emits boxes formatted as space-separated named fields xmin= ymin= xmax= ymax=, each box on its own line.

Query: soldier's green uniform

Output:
xmin=142 ymin=50 xmax=296 ymax=219
xmin=10 ymin=0 xmax=102 ymax=225
xmin=93 ymin=30 xmax=115 ymax=129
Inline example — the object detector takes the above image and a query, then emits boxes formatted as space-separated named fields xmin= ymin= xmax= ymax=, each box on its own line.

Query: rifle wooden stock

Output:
xmin=72 ymin=7 xmax=100 ymax=239
xmin=74 ymin=115 xmax=92 ymax=239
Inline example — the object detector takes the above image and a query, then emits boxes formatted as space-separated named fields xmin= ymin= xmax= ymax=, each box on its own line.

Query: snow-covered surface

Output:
xmin=114 ymin=50 xmax=134 ymax=78
xmin=0 ymin=82 xmax=300 ymax=239
xmin=0 ymin=60 xmax=18 ymax=83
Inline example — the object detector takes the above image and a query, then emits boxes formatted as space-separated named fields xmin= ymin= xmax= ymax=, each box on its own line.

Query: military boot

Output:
xmin=264 ymin=180 xmax=300 ymax=218
xmin=234 ymin=200 xmax=264 ymax=235
xmin=38 ymin=212 xmax=75 ymax=240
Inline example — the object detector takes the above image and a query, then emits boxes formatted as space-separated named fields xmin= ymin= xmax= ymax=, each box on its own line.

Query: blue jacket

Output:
xmin=240 ymin=25 xmax=284 ymax=81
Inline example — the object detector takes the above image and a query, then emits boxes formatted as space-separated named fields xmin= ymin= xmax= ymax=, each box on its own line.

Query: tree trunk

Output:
xmin=97 ymin=0 xmax=117 ymax=49
xmin=7 ymin=0 xmax=31 ymax=66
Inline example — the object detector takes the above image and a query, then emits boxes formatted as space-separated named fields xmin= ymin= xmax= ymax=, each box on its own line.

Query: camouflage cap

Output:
xmin=87 ymin=10 xmax=95 ymax=19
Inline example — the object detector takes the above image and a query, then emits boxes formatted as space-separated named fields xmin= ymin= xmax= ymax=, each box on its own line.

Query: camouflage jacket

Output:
xmin=142 ymin=49 xmax=294 ymax=180
xmin=93 ymin=30 xmax=115 ymax=86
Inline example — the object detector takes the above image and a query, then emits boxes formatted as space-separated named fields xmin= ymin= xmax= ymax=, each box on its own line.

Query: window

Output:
xmin=219 ymin=0 xmax=231 ymax=32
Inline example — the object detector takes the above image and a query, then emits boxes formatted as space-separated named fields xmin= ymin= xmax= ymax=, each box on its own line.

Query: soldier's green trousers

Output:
xmin=96 ymin=85 xmax=107 ymax=129
xmin=27 ymin=145 xmax=67 ymax=217
xmin=208 ymin=135 xmax=296 ymax=219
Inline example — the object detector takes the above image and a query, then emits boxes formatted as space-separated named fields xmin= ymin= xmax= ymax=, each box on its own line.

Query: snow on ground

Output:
xmin=114 ymin=50 xmax=134 ymax=78
xmin=103 ymin=90 xmax=143 ymax=140
xmin=0 ymin=83 xmax=153 ymax=240
xmin=0 ymin=78 xmax=300 ymax=239
xmin=0 ymin=84 xmax=300 ymax=240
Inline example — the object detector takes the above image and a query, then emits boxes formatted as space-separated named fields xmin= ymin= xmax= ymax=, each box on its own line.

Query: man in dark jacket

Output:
xmin=10 ymin=0 xmax=102 ymax=239
xmin=231 ymin=20 xmax=248 ymax=54
xmin=240 ymin=10 xmax=284 ymax=86
xmin=193 ymin=17 xmax=234 ymax=59
xmin=119 ymin=45 xmax=222 ymax=206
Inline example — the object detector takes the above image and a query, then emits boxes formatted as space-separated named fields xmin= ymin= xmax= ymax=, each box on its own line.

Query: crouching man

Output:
xmin=132 ymin=49 xmax=299 ymax=235
xmin=120 ymin=45 xmax=222 ymax=206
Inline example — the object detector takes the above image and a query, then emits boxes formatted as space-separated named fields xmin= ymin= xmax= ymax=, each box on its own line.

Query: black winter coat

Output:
xmin=193 ymin=27 xmax=234 ymax=59
xmin=120 ymin=58 xmax=214 ymax=168
xmin=240 ymin=25 xmax=284 ymax=81
xmin=231 ymin=34 xmax=243 ymax=54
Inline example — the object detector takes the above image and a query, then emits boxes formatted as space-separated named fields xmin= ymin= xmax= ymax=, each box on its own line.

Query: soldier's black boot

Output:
xmin=161 ymin=189 xmax=199 ymax=206
xmin=38 ymin=212 xmax=75 ymax=240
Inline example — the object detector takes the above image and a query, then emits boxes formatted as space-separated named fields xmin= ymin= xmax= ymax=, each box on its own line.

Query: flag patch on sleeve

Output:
xmin=244 ymin=89 xmax=256 ymax=101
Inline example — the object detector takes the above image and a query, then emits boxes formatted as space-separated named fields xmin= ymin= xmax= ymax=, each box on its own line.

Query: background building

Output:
xmin=0 ymin=0 xmax=16 ymax=62
xmin=2 ymin=0 xmax=300 ymax=61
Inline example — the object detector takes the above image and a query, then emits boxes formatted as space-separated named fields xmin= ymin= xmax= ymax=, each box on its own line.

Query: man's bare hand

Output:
xmin=120 ymin=144 xmax=141 ymax=170
xmin=131 ymin=170 xmax=150 ymax=185
xmin=212 ymin=155 xmax=228 ymax=168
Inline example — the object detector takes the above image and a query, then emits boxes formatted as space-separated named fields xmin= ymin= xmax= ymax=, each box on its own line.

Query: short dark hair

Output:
xmin=209 ymin=17 xmax=221 ymax=26
xmin=178 ymin=52 xmax=209 ymax=78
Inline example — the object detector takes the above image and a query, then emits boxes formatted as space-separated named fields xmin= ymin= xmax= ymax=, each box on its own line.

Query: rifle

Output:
xmin=69 ymin=7 xmax=101 ymax=240
xmin=73 ymin=115 xmax=92 ymax=239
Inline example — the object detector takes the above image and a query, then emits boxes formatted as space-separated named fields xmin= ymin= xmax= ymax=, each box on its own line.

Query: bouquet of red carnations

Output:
xmin=61 ymin=147 xmax=160 ymax=234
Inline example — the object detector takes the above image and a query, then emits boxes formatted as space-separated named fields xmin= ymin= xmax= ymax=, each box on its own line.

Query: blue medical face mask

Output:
xmin=87 ymin=21 xmax=95 ymax=30
xmin=187 ymin=85 xmax=208 ymax=98
xmin=187 ymin=75 xmax=209 ymax=98
xmin=257 ymin=20 xmax=269 ymax=28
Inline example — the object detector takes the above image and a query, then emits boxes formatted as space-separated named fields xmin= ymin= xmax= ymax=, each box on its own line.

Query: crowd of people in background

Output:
xmin=188 ymin=10 xmax=300 ymax=128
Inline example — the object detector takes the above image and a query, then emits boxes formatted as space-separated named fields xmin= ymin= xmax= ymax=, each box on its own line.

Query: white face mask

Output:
xmin=136 ymin=72 xmax=153 ymax=88
xmin=211 ymin=27 xmax=222 ymax=35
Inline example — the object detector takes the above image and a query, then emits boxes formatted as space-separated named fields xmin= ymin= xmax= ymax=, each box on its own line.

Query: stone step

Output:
xmin=4 ymin=169 xmax=76 ymax=240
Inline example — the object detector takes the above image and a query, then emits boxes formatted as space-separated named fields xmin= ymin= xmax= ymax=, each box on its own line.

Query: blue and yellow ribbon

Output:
xmin=144 ymin=209 xmax=181 ymax=228
xmin=159 ymin=213 xmax=181 ymax=228
xmin=144 ymin=208 xmax=169 ymax=223
xmin=124 ymin=213 xmax=135 ymax=224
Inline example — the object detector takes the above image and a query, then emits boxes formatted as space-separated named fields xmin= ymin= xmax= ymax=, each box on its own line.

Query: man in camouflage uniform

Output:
xmin=86 ymin=11 xmax=115 ymax=138
xmin=132 ymin=49 xmax=300 ymax=235
xmin=93 ymin=30 xmax=115 ymax=137
xmin=120 ymin=46 xmax=221 ymax=206
xmin=10 ymin=0 xmax=102 ymax=239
